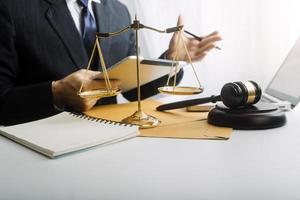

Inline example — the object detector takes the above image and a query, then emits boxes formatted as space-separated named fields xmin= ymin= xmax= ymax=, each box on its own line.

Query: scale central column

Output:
xmin=121 ymin=16 xmax=161 ymax=129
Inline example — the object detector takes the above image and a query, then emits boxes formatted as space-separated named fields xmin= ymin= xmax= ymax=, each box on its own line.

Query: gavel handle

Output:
xmin=156 ymin=95 xmax=221 ymax=111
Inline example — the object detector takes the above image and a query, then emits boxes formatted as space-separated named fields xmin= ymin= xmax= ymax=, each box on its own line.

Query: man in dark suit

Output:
xmin=0 ymin=0 xmax=221 ymax=125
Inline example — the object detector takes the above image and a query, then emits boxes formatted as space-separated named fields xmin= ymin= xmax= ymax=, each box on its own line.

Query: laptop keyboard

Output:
xmin=261 ymin=96 xmax=276 ymax=103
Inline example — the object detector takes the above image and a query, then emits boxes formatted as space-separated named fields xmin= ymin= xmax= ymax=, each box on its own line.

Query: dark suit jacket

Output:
xmin=0 ymin=0 xmax=183 ymax=126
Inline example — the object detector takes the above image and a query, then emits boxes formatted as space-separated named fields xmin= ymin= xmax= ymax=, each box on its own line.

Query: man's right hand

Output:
xmin=52 ymin=69 xmax=121 ymax=112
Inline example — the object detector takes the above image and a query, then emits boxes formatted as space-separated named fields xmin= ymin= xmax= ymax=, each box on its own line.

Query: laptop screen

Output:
xmin=266 ymin=37 xmax=300 ymax=107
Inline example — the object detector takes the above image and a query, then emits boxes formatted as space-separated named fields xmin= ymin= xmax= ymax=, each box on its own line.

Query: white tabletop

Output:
xmin=1 ymin=109 xmax=300 ymax=200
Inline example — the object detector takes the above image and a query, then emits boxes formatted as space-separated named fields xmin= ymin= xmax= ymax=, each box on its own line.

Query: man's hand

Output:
xmin=52 ymin=69 xmax=121 ymax=112
xmin=166 ymin=15 xmax=222 ymax=62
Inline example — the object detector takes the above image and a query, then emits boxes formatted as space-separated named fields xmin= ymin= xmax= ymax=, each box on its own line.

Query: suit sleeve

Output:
xmin=121 ymin=6 xmax=184 ymax=101
xmin=0 ymin=3 xmax=57 ymax=126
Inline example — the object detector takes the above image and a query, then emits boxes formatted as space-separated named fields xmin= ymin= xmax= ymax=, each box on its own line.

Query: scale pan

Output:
xmin=78 ymin=89 xmax=121 ymax=99
xmin=158 ymin=86 xmax=203 ymax=95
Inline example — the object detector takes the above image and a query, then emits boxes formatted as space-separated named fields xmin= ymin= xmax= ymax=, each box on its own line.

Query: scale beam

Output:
xmin=78 ymin=15 xmax=204 ymax=128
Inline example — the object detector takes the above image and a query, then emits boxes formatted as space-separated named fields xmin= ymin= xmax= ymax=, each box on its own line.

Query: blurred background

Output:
xmin=119 ymin=0 xmax=300 ymax=97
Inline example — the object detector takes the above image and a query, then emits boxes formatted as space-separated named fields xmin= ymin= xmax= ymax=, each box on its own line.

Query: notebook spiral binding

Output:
xmin=70 ymin=112 xmax=136 ymax=127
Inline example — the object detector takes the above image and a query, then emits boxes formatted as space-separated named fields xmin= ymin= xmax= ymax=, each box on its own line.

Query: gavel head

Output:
xmin=221 ymin=81 xmax=262 ymax=108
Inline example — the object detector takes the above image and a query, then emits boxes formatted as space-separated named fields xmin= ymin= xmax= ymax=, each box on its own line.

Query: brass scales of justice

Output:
xmin=77 ymin=15 xmax=204 ymax=129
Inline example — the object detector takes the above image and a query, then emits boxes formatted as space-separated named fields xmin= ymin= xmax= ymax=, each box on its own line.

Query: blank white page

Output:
xmin=0 ymin=112 xmax=139 ymax=158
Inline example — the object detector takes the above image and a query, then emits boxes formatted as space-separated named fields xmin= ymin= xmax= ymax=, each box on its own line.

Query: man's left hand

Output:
xmin=166 ymin=15 xmax=222 ymax=62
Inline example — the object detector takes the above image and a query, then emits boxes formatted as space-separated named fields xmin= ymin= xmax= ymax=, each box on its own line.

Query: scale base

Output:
xmin=122 ymin=110 xmax=161 ymax=129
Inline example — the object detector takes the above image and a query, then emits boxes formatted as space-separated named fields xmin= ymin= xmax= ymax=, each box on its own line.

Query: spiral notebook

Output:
xmin=0 ymin=112 xmax=139 ymax=158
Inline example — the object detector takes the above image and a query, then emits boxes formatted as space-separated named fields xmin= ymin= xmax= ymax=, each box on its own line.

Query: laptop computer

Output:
xmin=261 ymin=36 xmax=300 ymax=111
xmin=187 ymin=37 xmax=300 ymax=112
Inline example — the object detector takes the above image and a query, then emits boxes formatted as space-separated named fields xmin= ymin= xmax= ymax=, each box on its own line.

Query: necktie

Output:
xmin=77 ymin=0 xmax=97 ymax=57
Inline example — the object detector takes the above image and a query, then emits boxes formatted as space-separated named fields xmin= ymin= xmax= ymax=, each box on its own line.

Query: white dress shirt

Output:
xmin=66 ymin=0 xmax=101 ymax=35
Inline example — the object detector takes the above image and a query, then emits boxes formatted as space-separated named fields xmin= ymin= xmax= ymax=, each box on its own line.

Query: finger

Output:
xmin=79 ymin=69 xmax=101 ymax=77
xmin=86 ymin=70 xmax=102 ymax=79
xmin=187 ymin=39 xmax=201 ymax=48
xmin=192 ymin=44 xmax=215 ymax=61
xmin=187 ymin=33 xmax=221 ymax=49
xmin=186 ymin=38 xmax=218 ymax=62
xmin=87 ymin=98 xmax=100 ymax=106
xmin=177 ymin=14 xmax=184 ymax=26
xmin=208 ymin=33 xmax=222 ymax=42
xmin=81 ymin=98 xmax=99 ymax=111
xmin=204 ymin=34 xmax=222 ymax=43
xmin=109 ymin=79 xmax=122 ymax=88
xmin=198 ymin=43 xmax=216 ymax=54
xmin=171 ymin=15 xmax=184 ymax=40
xmin=190 ymin=44 xmax=214 ymax=57
xmin=189 ymin=46 xmax=203 ymax=53
xmin=198 ymin=35 xmax=222 ymax=48
xmin=205 ymin=31 xmax=220 ymax=38
xmin=83 ymin=80 xmax=105 ymax=91
xmin=192 ymin=53 xmax=207 ymax=62
xmin=78 ymin=69 xmax=101 ymax=81
xmin=85 ymin=79 xmax=121 ymax=91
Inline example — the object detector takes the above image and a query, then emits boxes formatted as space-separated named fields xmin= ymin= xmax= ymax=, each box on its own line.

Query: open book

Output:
xmin=0 ymin=112 xmax=139 ymax=158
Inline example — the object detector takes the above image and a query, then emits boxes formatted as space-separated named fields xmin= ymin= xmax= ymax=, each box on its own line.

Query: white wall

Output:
xmin=120 ymin=0 xmax=300 ymax=95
